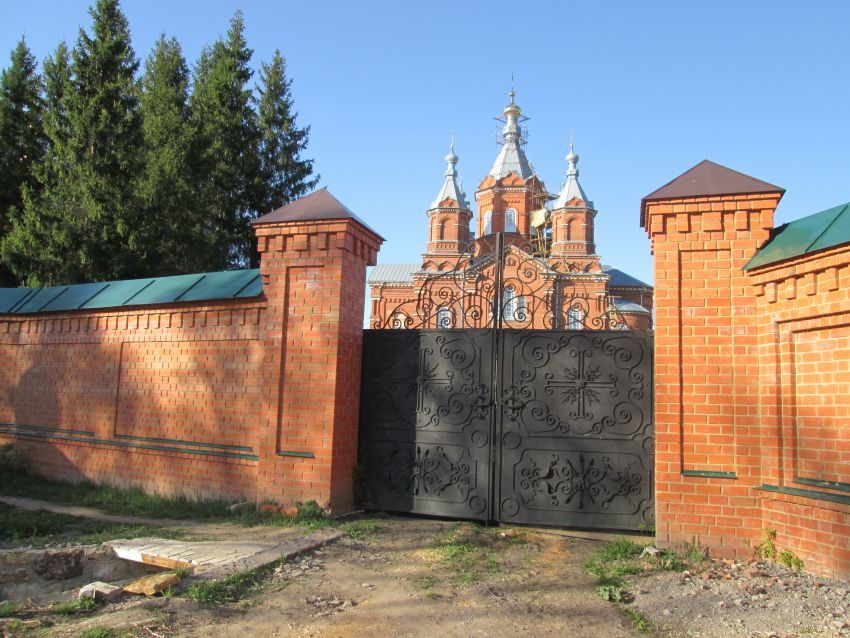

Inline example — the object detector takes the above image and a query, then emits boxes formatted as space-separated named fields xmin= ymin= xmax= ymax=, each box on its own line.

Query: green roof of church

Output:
xmin=744 ymin=201 xmax=850 ymax=271
xmin=0 ymin=269 xmax=262 ymax=314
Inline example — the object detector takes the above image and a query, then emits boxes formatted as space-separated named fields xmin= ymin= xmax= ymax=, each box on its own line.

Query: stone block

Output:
xmin=123 ymin=573 xmax=181 ymax=596
xmin=0 ymin=568 xmax=29 ymax=583
xmin=33 ymin=550 xmax=84 ymax=580
xmin=79 ymin=581 xmax=124 ymax=602
xmin=2 ymin=552 xmax=32 ymax=566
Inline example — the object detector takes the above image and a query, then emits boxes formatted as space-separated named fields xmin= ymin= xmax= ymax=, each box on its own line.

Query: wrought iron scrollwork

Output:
xmin=376 ymin=233 xmax=629 ymax=330
xmin=515 ymin=452 xmax=646 ymax=513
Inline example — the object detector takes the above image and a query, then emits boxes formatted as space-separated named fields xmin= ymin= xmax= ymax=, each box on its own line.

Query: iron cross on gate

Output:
xmin=545 ymin=348 xmax=617 ymax=420
xmin=389 ymin=344 xmax=453 ymax=416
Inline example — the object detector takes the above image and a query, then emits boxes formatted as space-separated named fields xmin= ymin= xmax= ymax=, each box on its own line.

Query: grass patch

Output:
xmin=340 ymin=518 xmax=382 ymax=540
xmin=0 ymin=601 xmax=17 ymax=617
xmin=427 ymin=523 xmax=522 ymax=585
xmin=0 ymin=463 xmax=387 ymax=540
xmin=587 ymin=537 xmax=707 ymax=604
xmin=415 ymin=575 xmax=439 ymax=590
xmin=0 ymin=469 xmax=232 ymax=520
xmin=78 ymin=629 xmax=139 ymax=638
xmin=231 ymin=500 xmax=342 ymax=532
xmin=622 ymin=607 xmax=656 ymax=634
xmin=52 ymin=596 xmax=99 ymax=616
xmin=233 ymin=502 xmax=388 ymax=540
xmin=585 ymin=537 xmax=646 ymax=582
xmin=186 ymin=568 xmax=265 ymax=606
xmin=79 ymin=629 xmax=135 ymax=638
xmin=0 ymin=502 xmax=183 ymax=546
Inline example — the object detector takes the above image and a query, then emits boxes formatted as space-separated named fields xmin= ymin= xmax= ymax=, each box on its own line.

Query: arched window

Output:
xmin=505 ymin=208 xmax=517 ymax=233
xmin=437 ymin=306 xmax=453 ymax=329
xmin=438 ymin=218 xmax=448 ymax=240
xmin=483 ymin=211 xmax=492 ymax=235
xmin=502 ymin=285 xmax=526 ymax=322
xmin=567 ymin=306 xmax=584 ymax=330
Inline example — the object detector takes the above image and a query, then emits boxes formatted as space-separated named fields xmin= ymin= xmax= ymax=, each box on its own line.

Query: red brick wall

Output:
xmin=254 ymin=218 xmax=381 ymax=515
xmin=0 ymin=216 xmax=382 ymax=512
xmin=749 ymin=244 xmax=850 ymax=578
xmin=0 ymin=302 xmax=265 ymax=501
xmin=645 ymin=188 xmax=850 ymax=579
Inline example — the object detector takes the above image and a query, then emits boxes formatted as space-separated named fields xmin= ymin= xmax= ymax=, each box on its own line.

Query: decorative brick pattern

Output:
xmin=254 ymin=218 xmax=381 ymax=515
xmin=0 ymin=301 xmax=266 ymax=500
xmin=646 ymin=184 xmax=850 ymax=579
xmin=0 ymin=212 xmax=382 ymax=514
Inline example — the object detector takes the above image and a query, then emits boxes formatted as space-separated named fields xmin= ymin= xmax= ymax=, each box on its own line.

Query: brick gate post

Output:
xmin=641 ymin=162 xmax=783 ymax=555
xmin=252 ymin=190 xmax=382 ymax=514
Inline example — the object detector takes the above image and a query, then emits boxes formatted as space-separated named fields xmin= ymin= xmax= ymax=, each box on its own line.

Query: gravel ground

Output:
xmin=628 ymin=555 xmax=850 ymax=637
xmin=2 ymin=515 xmax=849 ymax=637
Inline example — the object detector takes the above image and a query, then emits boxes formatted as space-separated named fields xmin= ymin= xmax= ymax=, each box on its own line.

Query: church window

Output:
xmin=502 ymin=285 xmax=526 ymax=322
xmin=437 ymin=306 xmax=454 ymax=329
xmin=438 ymin=218 xmax=448 ymax=240
xmin=483 ymin=211 xmax=492 ymax=235
xmin=567 ymin=306 xmax=584 ymax=330
xmin=505 ymin=208 xmax=517 ymax=232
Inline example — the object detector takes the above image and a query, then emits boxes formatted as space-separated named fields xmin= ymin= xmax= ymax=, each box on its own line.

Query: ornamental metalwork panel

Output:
xmin=358 ymin=329 xmax=494 ymax=520
xmin=497 ymin=330 xmax=654 ymax=529
xmin=375 ymin=233 xmax=629 ymax=331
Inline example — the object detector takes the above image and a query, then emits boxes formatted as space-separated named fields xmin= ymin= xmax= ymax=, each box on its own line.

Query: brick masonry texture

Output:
xmin=0 ymin=216 xmax=381 ymax=514
xmin=645 ymin=189 xmax=850 ymax=580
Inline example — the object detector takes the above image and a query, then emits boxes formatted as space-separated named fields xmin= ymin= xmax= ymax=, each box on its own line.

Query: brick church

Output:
xmin=369 ymin=91 xmax=653 ymax=330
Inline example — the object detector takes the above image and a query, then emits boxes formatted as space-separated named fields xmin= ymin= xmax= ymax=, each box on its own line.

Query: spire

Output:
xmin=431 ymin=137 xmax=469 ymax=209
xmin=554 ymin=135 xmax=592 ymax=209
xmin=487 ymin=90 xmax=535 ymax=180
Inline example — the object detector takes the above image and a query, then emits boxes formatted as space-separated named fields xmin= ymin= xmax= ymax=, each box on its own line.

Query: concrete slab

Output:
xmin=108 ymin=528 xmax=345 ymax=575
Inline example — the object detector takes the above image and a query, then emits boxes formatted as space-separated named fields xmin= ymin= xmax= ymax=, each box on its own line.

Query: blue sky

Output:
xmin=3 ymin=0 xmax=850 ymax=286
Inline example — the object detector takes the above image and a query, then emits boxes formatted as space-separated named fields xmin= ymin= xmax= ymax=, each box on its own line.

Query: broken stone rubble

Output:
xmin=79 ymin=581 xmax=124 ymax=602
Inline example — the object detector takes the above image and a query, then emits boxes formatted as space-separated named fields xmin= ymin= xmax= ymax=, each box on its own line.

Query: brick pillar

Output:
xmin=253 ymin=199 xmax=382 ymax=514
xmin=642 ymin=168 xmax=783 ymax=555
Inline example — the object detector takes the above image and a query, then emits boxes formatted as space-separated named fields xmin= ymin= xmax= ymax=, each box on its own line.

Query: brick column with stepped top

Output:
xmin=642 ymin=160 xmax=784 ymax=556
xmin=253 ymin=189 xmax=382 ymax=515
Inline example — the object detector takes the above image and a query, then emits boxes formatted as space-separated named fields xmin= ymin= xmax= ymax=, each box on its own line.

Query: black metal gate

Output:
xmin=358 ymin=328 xmax=653 ymax=529
xmin=357 ymin=234 xmax=654 ymax=530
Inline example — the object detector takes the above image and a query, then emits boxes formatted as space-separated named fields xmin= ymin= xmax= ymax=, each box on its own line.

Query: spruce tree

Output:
xmin=66 ymin=0 xmax=144 ymax=281
xmin=0 ymin=38 xmax=44 ymax=286
xmin=1 ymin=42 xmax=73 ymax=287
xmin=190 ymin=10 xmax=261 ymax=268
xmin=4 ymin=0 xmax=144 ymax=286
xmin=256 ymin=49 xmax=318 ymax=216
xmin=139 ymin=35 xmax=206 ymax=274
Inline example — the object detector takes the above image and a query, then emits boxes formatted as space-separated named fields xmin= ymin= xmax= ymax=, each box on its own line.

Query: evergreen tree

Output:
xmin=256 ymin=49 xmax=318 ymax=216
xmin=66 ymin=0 xmax=144 ymax=281
xmin=4 ymin=0 xmax=144 ymax=286
xmin=0 ymin=38 xmax=44 ymax=286
xmin=41 ymin=42 xmax=71 ymax=147
xmin=1 ymin=42 xmax=73 ymax=286
xmin=190 ymin=10 xmax=261 ymax=268
xmin=139 ymin=35 xmax=206 ymax=274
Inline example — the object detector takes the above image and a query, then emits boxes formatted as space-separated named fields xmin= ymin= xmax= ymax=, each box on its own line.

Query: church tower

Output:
xmin=475 ymin=91 xmax=547 ymax=239
xmin=549 ymin=141 xmax=601 ymax=273
xmin=424 ymin=141 xmax=472 ymax=260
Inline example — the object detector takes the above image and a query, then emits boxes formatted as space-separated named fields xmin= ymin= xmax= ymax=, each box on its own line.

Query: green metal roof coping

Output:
xmin=745 ymin=202 xmax=850 ymax=271
xmin=0 ymin=269 xmax=263 ymax=315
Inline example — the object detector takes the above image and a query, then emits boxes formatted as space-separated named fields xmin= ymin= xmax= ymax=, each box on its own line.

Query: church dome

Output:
xmin=504 ymin=89 xmax=521 ymax=117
